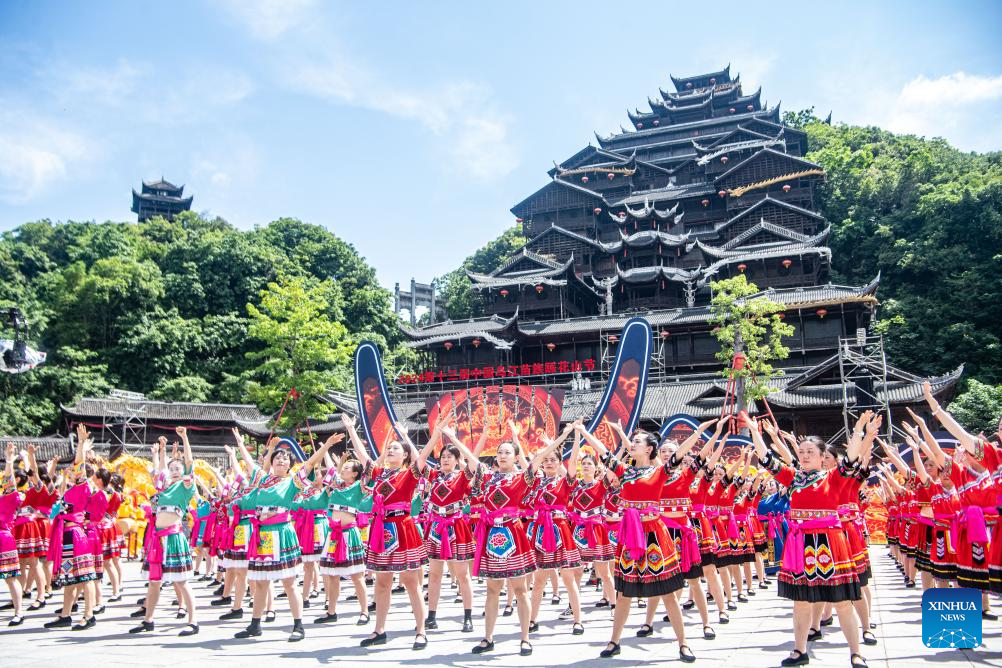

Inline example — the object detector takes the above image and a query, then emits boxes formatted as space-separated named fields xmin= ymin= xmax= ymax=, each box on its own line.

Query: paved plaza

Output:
xmin=2 ymin=550 xmax=1000 ymax=667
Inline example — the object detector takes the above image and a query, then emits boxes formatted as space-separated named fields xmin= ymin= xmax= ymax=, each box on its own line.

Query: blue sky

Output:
xmin=2 ymin=1 xmax=1000 ymax=292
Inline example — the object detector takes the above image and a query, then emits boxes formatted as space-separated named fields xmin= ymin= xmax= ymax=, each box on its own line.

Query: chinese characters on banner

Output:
xmin=396 ymin=358 xmax=596 ymax=385
xmin=425 ymin=385 xmax=565 ymax=457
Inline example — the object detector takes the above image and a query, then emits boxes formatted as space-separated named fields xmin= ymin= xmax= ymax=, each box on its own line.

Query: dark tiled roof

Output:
xmin=62 ymin=397 xmax=269 ymax=423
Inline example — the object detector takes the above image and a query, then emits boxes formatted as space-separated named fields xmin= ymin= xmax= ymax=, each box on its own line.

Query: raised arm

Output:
xmin=303 ymin=433 xmax=343 ymax=476
xmin=25 ymin=443 xmax=40 ymax=485
xmin=908 ymin=437 xmax=930 ymax=484
xmin=74 ymin=423 xmax=89 ymax=465
xmin=176 ymin=426 xmax=194 ymax=471
xmin=4 ymin=443 xmax=15 ymax=488
xmin=762 ymin=420 xmax=794 ymax=466
xmin=876 ymin=436 xmax=909 ymax=474
xmin=508 ymin=421 xmax=529 ymax=470
xmin=575 ymin=422 xmax=610 ymax=458
xmin=905 ymin=409 xmax=949 ymax=469
xmin=415 ymin=420 xmax=444 ymax=473
xmin=676 ymin=418 xmax=719 ymax=461
xmin=924 ymin=381 xmax=979 ymax=455
xmin=341 ymin=414 xmax=373 ymax=467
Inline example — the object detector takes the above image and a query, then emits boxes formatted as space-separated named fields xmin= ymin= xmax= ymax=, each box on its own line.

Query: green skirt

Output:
xmin=247 ymin=520 xmax=302 ymax=581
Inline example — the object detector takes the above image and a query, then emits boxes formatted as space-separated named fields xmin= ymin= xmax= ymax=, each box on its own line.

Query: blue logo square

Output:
xmin=923 ymin=588 xmax=982 ymax=649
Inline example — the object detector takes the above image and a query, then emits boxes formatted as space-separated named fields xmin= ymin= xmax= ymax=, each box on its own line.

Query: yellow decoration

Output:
xmin=726 ymin=168 xmax=825 ymax=198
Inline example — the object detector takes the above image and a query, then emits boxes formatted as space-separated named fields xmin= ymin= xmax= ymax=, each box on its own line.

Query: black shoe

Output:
xmin=302 ymin=599 xmax=310 ymax=609
xmin=289 ymin=626 xmax=305 ymax=642
xmin=819 ymin=615 xmax=834 ymax=627
xmin=551 ymin=595 xmax=560 ymax=605
xmin=528 ymin=620 xmax=538 ymax=633
xmin=850 ymin=653 xmax=867 ymax=668
xmin=129 ymin=620 xmax=154 ymax=634
xmin=264 ymin=610 xmax=276 ymax=623
xmin=472 ymin=638 xmax=494 ymax=654
xmin=636 ymin=623 xmax=654 ymax=637
xmin=904 ymin=579 xmax=916 ymax=589
xmin=679 ymin=644 xmax=695 ymax=663
xmin=0 ymin=602 xmax=13 ymax=611
xmin=737 ymin=594 xmax=748 ymax=603
xmin=781 ymin=650 xmax=810 ymax=666
xmin=595 ymin=597 xmax=610 ymax=608
xmin=572 ymin=623 xmax=584 ymax=635
xmin=759 ymin=582 xmax=769 ymax=589
xmin=179 ymin=623 xmax=200 ymax=637
xmin=210 ymin=596 xmax=233 ymax=607
xmin=681 ymin=599 xmax=695 ymax=610
xmin=212 ymin=585 xmax=225 ymax=596
xmin=392 ymin=585 xmax=405 ymax=594
xmin=462 ymin=618 xmax=474 ymax=633
xmin=176 ymin=607 xmax=187 ymax=619
xmin=862 ymin=630 xmax=878 ymax=646
xmin=638 ymin=598 xmax=647 ymax=608
xmin=502 ymin=605 xmax=513 ymax=617
xmin=44 ymin=615 xmax=72 ymax=628
xmin=8 ymin=615 xmax=24 ymax=626
xmin=360 ymin=631 xmax=387 ymax=647
xmin=357 ymin=613 xmax=370 ymax=626
xmin=135 ymin=597 xmax=145 ymax=606
xmin=29 ymin=599 xmax=46 ymax=610
xmin=520 ymin=640 xmax=533 ymax=656
xmin=277 ymin=592 xmax=287 ymax=599
xmin=413 ymin=633 xmax=427 ymax=650
xmin=368 ymin=601 xmax=377 ymax=612
xmin=71 ymin=603 xmax=78 ymax=613
xmin=600 ymin=642 xmax=620 ymax=658
xmin=807 ymin=627 xmax=822 ymax=642
xmin=703 ymin=625 xmax=716 ymax=639
xmin=129 ymin=607 xmax=147 ymax=618
xmin=984 ymin=611 xmax=999 ymax=621
xmin=719 ymin=612 xmax=730 ymax=624
xmin=425 ymin=617 xmax=438 ymax=630
xmin=315 ymin=612 xmax=338 ymax=624
xmin=108 ymin=594 xmax=122 ymax=603
xmin=235 ymin=623 xmax=262 ymax=639
xmin=219 ymin=608 xmax=244 ymax=621
xmin=726 ymin=601 xmax=738 ymax=611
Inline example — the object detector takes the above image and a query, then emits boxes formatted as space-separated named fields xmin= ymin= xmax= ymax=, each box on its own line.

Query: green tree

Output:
xmin=150 ymin=375 xmax=213 ymax=403
xmin=708 ymin=274 xmax=795 ymax=406
xmin=947 ymin=379 xmax=1002 ymax=435
xmin=243 ymin=274 xmax=355 ymax=432
xmin=440 ymin=224 xmax=527 ymax=319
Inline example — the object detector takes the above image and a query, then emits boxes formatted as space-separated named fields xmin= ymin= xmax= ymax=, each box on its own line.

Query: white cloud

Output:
xmin=0 ymin=113 xmax=91 ymax=204
xmin=217 ymin=0 xmax=318 ymax=41
xmin=55 ymin=58 xmax=149 ymax=105
xmin=874 ymin=71 xmax=1002 ymax=151
xmin=731 ymin=55 xmax=776 ymax=95
xmin=899 ymin=72 xmax=1002 ymax=106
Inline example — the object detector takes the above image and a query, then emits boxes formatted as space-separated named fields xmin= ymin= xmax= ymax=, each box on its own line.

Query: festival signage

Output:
xmin=353 ymin=341 xmax=402 ymax=459
xmin=396 ymin=358 xmax=597 ymax=385
xmin=425 ymin=385 xmax=565 ymax=457
xmin=585 ymin=318 xmax=651 ymax=453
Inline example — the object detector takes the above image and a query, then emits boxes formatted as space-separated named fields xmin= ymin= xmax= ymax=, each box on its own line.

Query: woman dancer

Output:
xmin=17 ymin=444 xmax=56 ymax=610
xmin=44 ymin=425 xmax=99 ymax=631
xmin=426 ymin=423 xmax=483 ymax=634
xmin=234 ymin=434 xmax=333 ymax=642
xmin=577 ymin=422 xmax=695 ymax=662
xmin=99 ymin=473 xmax=125 ymax=603
xmin=1 ymin=442 xmax=24 ymax=625
xmin=215 ymin=435 xmax=256 ymax=620
xmin=292 ymin=440 xmax=339 ymax=610
xmin=747 ymin=411 xmax=874 ymax=668
xmin=129 ymin=428 xmax=200 ymax=636
xmin=568 ymin=430 xmax=616 ymax=610
xmin=315 ymin=439 xmax=371 ymax=625
xmin=465 ymin=426 xmax=557 ymax=656
xmin=526 ymin=422 xmax=582 ymax=635
xmin=345 ymin=418 xmax=434 ymax=650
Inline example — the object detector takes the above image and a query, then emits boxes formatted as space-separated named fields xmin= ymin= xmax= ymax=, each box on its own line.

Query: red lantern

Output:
xmin=721 ymin=156 xmax=729 ymax=164
xmin=546 ymin=342 xmax=556 ymax=352
xmin=777 ymin=313 xmax=786 ymax=320
xmin=782 ymin=184 xmax=792 ymax=193
xmin=535 ymin=284 xmax=544 ymax=294
xmin=746 ymin=104 xmax=754 ymax=111
xmin=637 ymin=123 xmax=643 ymax=129
xmin=444 ymin=342 xmax=453 ymax=351
xmin=608 ymin=335 xmax=618 ymax=343
xmin=782 ymin=259 xmax=793 ymax=269
xmin=701 ymin=199 xmax=710 ymax=207
xmin=718 ymin=190 xmax=727 ymax=198
xmin=732 ymin=352 xmax=747 ymax=371
xmin=816 ymin=308 xmax=828 ymax=319
xmin=660 ymin=330 xmax=671 ymax=338
xmin=653 ymin=119 xmax=660 ymax=126
xmin=737 ymin=263 xmax=747 ymax=273
xmin=581 ymin=176 xmax=589 ymax=183
xmin=593 ymin=207 xmax=602 ymax=215
xmin=499 ymin=288 xmax=509 ymax=297
xmin=729 ymin=107 xmax=736 ymax=114
xmin=515 ymin=217 xmax=523 ymax=223
xmin=607 ymin=172 xmax=615 ymax=180
xmin=472 ymin=338 xmax=481 ymax=348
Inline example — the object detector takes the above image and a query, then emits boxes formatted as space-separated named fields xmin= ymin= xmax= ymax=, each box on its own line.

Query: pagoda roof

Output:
xmin=611 ymin=181 xmax=716 ymax=207
xmin=142 ymin=178 xmax=184 ymax=193
xmin=490 ymin=248 xmax=564 ymax=276
xmin=599 ymin=228 xmax=693 ymax=253
xmin=714 ymin=196 xmax=825 ymax=235
xmin=696 ymin=226 xmax=831 ymax=259
xmin=61 ymin=396 xmax=270 ymax=425
xmin=697 ymin=246 xmax=832 ymax=285
xmin=131 ymin=189 xmax=194 ymax=206
xmin=402 ymin=278 xmax=883 ymax=348
xmin=598 ymin=108 xmax=780 ymax=149
xmin=695 ymin=136 xmax=786 ymax=166
xmin=511 ymin=177 xmax=605 ymax=218
xmin=549 ymin=146 xmax=636 ymax=176
xmin=522 ymin=225 xmax=605 ymax=252
xmin=714 ymin=147 xmax=823 ymax=184
xmin=695 ymin=126 xmax=778 ymax=151
xmin=670 ymin=65 xmax=732 ymax=92
xmin=468 ymin=255 xmax=575 ymax=286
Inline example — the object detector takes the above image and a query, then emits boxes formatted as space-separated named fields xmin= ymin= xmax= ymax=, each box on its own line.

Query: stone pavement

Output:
xmin=2 ymin=549 xmax=999 ymax=667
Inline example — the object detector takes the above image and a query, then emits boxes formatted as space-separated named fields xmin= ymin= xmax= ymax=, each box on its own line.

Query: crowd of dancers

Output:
xmin=1 ymin=381 xmax=1000 ymax=667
